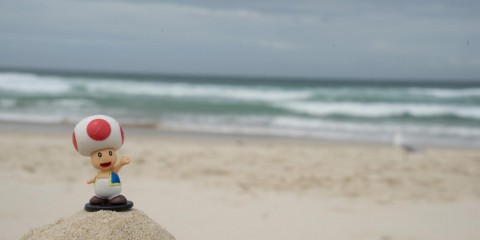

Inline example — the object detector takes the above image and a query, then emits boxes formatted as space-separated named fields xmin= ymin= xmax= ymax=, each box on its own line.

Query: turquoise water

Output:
xmin=0 ymin=69 xmax=479 ymax=146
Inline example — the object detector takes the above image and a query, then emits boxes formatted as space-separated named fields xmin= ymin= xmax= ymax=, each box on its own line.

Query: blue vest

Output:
xmin=110 ymin=171 xmax=121 ymax=185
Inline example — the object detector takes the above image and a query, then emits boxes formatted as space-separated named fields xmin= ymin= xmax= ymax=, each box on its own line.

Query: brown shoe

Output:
xmin=90 ymin=196 xmax=107 ymax=205
xmin=109 ymin=195 xmax=127 ymax=205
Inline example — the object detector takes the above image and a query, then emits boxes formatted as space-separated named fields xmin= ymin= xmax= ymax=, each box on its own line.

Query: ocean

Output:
xmin=0 ymin=69 xmax=479 ymax=147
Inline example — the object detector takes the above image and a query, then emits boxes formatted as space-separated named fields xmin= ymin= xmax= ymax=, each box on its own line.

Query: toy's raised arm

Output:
xmin=113 ymin=156 xmax=130 ymax=173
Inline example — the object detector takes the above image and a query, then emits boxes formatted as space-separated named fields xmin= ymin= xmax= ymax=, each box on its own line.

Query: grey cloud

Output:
xmin=0 ymin=0 xmax=479 ymax=79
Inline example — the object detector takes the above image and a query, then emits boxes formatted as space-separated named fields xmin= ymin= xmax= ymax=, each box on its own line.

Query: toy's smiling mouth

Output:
xmin=100 ymin=162 xmax=111 ymax=168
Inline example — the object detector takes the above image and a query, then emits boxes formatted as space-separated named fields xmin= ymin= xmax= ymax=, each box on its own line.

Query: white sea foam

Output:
xmin=0 ymin=99 xmax=16 ymax=108
xmin=278 ymin=101 xmax=480 ymax=119
xmin=160 ymin=114 xmax=480 ymax=146
xmin=48 ymin=99 xmax=95 ymax=108
xmin=161 ymin=114 xmax=313 ymax=138
xmin=0 ymin=112 xmax=66 ymax=124
xmin=270 ymin=116 xmax=480 ymax=138
xmin=0 ymin=73 xmax=72 ymax=94
xmin=409 ymin=88 xmax=480 ymax=98
xmin=83 ymin=80 xmax=313 ymax=102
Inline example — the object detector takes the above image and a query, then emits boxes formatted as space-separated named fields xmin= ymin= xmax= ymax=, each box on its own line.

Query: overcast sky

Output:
xmin=0 ymin=0 xmax=479 ymax=80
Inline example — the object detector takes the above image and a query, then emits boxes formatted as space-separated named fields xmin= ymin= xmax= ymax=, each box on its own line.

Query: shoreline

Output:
xmin=0 ymin=121 xmax=477 ymax=150
xmin=2 ymin=127 xmax=479 ymax=200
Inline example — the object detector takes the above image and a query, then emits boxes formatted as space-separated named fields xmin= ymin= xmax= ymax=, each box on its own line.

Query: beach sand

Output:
xmin=1 ymin=126 xmax=480 ymax=239
xmin=22 ymin=209 xmax=175 ymax=240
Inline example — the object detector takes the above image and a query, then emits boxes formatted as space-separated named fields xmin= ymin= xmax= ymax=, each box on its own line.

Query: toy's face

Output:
xmin=90 ymin=148 xmax=117 ymax=171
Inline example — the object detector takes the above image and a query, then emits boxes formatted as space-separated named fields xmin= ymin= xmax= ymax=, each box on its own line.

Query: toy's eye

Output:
xmin=109 ymin=151 xmax=113 ymax=156
xmin=98 ymin=152 xmax=102 ymax=158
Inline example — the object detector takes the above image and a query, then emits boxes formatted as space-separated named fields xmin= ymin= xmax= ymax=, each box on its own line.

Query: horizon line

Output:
xmin=1 ymin=65 xmax=479 ymax=84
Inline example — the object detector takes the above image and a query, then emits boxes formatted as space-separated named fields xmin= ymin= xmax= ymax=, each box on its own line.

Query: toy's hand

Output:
xmin=121 ymin=156 xmax=130 ymax=165
xmin=87 ymin=178 xmax=95 ymax=184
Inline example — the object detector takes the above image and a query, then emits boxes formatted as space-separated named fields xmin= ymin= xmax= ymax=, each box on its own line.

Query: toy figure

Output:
xmin=72 ymin=115 xmax=133 ymax=211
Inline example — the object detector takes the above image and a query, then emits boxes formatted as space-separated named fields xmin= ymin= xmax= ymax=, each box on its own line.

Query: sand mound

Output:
xmin=22 ymin=209 xmax=175 ymax=240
